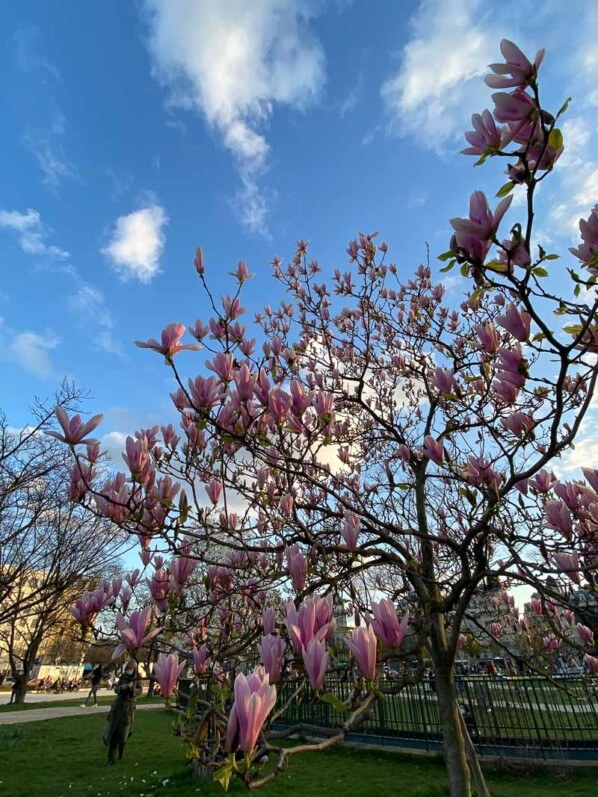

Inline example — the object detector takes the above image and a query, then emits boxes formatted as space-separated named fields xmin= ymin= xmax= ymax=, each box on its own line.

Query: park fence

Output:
xmin=272 ymin=676 xmax=598 ymax=762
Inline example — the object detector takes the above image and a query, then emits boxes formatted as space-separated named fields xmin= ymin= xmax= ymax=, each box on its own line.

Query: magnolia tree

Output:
xmin=60 ymin=41 xmax=597 ymax=797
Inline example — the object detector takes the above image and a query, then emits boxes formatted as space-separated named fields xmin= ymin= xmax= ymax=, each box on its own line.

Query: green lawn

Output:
xmin=0 ymin=710 xmax=597 ymax=797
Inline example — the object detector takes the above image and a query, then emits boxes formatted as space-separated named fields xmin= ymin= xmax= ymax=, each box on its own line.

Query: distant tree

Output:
xmin=0 ymin=386 xmax=124 ymax=702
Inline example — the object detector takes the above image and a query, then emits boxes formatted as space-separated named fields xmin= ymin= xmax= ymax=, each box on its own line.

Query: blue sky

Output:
xmin=0 ymin=0 xmax=596 ymax=470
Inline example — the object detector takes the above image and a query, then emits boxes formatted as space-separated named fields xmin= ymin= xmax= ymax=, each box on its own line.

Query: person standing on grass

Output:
xmin=103 ymin=660 xmax=142 ymax=765
xmin=84 ymin=663 xmax=103 ymax=707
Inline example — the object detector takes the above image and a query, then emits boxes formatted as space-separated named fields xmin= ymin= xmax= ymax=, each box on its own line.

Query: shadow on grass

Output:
xmin=0 ymin=710 xmax=596 ymax=796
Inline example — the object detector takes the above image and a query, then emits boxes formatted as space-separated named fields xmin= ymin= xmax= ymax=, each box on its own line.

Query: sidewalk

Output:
xmin=0 ymin=702 xmax=162 ymax=726
xmin=0 ymin=688 xmax=113 ymax=706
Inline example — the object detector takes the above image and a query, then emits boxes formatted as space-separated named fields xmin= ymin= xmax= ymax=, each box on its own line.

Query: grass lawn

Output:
xmin=0 ymin=710 xmax=597 ymax=797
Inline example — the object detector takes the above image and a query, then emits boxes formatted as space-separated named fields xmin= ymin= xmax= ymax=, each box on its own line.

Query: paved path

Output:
xmin=0 ymin=688 xmax=114 ymax=705
xmin=0 ymin=702 xmax=162 ymax=726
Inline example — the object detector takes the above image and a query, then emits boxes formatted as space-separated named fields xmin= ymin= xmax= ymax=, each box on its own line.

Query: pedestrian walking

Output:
xmin=102 ymin=661 xmax=142 ymax=765
xmin=84 ymin=664 xmax=103 ymax=707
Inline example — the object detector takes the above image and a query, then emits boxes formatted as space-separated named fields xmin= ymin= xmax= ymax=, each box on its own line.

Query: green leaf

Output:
xmin=548 ymin=128 xmax=563 ymax=151
xmin=459 ymin=263 xmax=470 ymax=277
xmin=320 ymin=692 xmax=349 ymax=713
xmin=437 ymin=250 xmax=455 ymax=262
xmin=533 ymin=267 xmax=549 ymax=278
xmin=555 ymin=97 xmax=571 ymax=119
xmin=545 ymin=254 xmax=560 ymax=260
xmin=439 ymin=260 xmax=456 ymax=273
xmin=214 ymin=762 xmax=234 ymax=791
xmin=563 ymin=324 xmax=582 ymax=335
xmin=485 ymin=260 xmax=509 ymax=273
xmin=496 ymin=181 xmax=515 ymax=198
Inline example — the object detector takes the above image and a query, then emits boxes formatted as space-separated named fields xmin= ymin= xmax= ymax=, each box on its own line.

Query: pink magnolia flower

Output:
xmin=492 ymin=90 xmax=536 ymax=124
xmin=126 ymin=569 xmax=141 ymax=588
xmin=226 ymin=668 xmax=277 ymax=754
xmin=187 ymin=375 xmax=222 ymax=411
xmin=262 ymin=608 xmax=276 ymax=636
xmin=450 ymin=192 xmax=512 ymax=263
xmin=462 ymin=110 xmax=506 ymax=156
xmin=47 ymin=406 xmax=103 ymax=446
xmin=280 ymin=493 xmax=294 ymax=517
xmin=341 ymin=511 xmax=361 ymax=551
xmin=582 ymin=467 xmax=598 ymax=493
xmin=554 ymin=552 xmax=580 ymax=585
xmin=259 ymin=634 xmax=286 ymax=684
xmin=474 ymin=322 xmax=501 ymax=354
xmin=120 ymin=586 xmax=132 ymax=612
xmin=584 ymin=654 xmax=598 ymax=674
xmin=422 ymin=435 xmax=444 ymax=464
xmin=154 ymin=652 xmax=185 ymax=698
xmin=285 ymin=544 xmax=307 ymax=592
xmin=122 ymin=435 xmax=150 ymax=481
xmin=229 ymin=260 xmax=254 ymax=284
xmin=285 ymin=596 xmax=335 ymax=656
xmin=290 ymin=380 xmax=311 ymax=417
xmin=432 ymin=367 xmax=455 ymax=395
xmin=485 ymin=39 xmax=545 ymax=89
xmin=545 ymin=500 xmax=573 ymax=536
xmin=569 ymin=205 xmax=598 ymax=271
xmin=542 ymin=635 xmax=561 ymax=653
xmin=498 ymin=232 xmax=531 ymax=268
xmin=113 ymin=606 xmax=160 ymax=659
xmin=497 ymin=303 xmax=531 ymax=342
xmin=146 ymin=569 xmax=171 ymax=613
xmin=577 ymin=625 xmax=594 ymax=646
xmin=221 ymin=294 xmax=245 ymax=320
xmin=495 ymin=346 xmax=527 ymax=388
xmin=135 ymin=323 xmax=200 ymax=361
xmin=533 ymin=469 xmax=556 ymax=493
xmin=370 ymin=601 xmax=409 ymax=650
xmin=345 ymin=624 xmax=378 ymax=680
xmin=501 ymin=411 xmax=535 ymax=437
xmin=170 ymin=556 xmax=196 ymax=589
xmin=301 ymin=638 xmax=330 ymax=691
xmin=192 ymin=644 xmax=210 ymax=676
xmin=457 ymin=633 xmax=468 ymax=650
xmin=205 ymin=479 xmax=223 ymax=505
xmin=70 ymin=588 xmax=112 ymax=628
xmin=68 ymin=461 xmax=95 ymax=501
xmin=206 ymin=352 xmax=235 ymax=382
xmin=490 ymin=622 xmax=503 ymax=637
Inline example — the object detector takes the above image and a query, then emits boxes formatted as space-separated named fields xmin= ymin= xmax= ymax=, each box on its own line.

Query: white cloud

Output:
xmin=557 ymin=425 xmax=598 ymax=477
xmin=100 ymin=431 xmax=128 ymax=465
xmin=381 ymin=0 xmax=495 ymax=151
xmin=23 ymin=110 xmax=79 ymax=189
xmin=574 ymin=5 xmax=598 ymax=106
xmin=68 ymin=284 xmax=123 ymax=356
xmin=0 ymin=326 xmax=60 ymax=378
xmin=550 ymin=116 xmax=597 ymax=238
xmin=14 ymin=27 xmax=60 ymax=80
xmin=102 ymin=204 xmax=168 ymax=283
xmin=141 ymin=0 xmax=325 ymax=233
xmin=0 ymin=208 xmax=69 ymax=259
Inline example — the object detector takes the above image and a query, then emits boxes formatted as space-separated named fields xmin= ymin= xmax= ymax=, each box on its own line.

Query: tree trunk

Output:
xmin=14 ymin=674 xmax=28 ymax=704
xmin=434 ymin=663 xmax=471 ymax=797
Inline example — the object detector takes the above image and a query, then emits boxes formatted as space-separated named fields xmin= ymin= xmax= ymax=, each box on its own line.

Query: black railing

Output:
xmin=272 ymin=676 xmax=598 ymax=761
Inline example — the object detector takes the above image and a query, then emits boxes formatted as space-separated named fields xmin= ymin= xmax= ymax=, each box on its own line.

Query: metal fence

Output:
xmin=273 ymin=676 xmax=598 ymax=761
